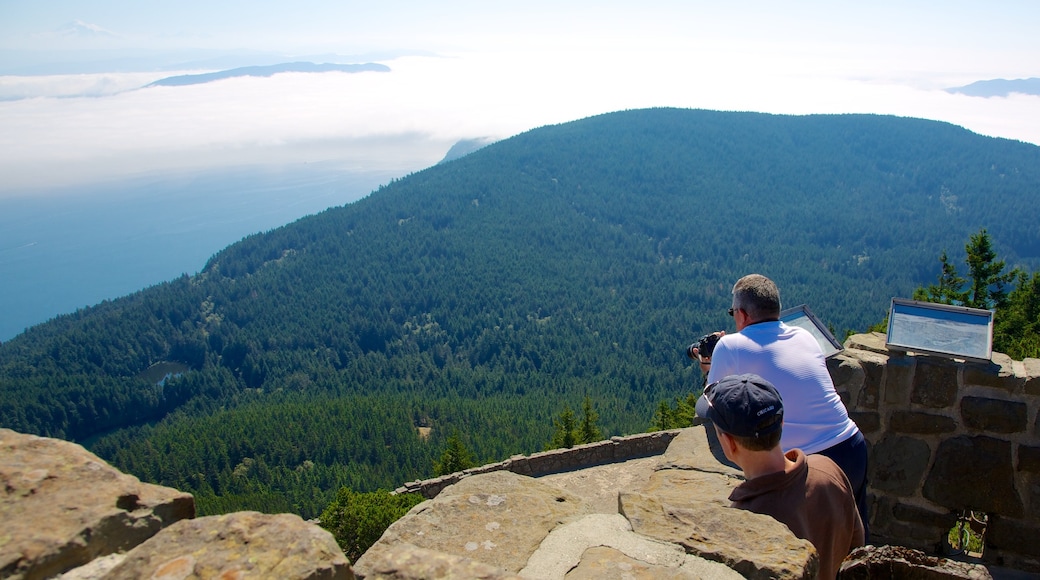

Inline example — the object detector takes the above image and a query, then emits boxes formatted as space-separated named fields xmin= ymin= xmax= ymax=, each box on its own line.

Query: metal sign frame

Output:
xmin=885 ymin=298 xmax=993 ymax=363
xmin=779 ymin=304 xmax=844 ymax=358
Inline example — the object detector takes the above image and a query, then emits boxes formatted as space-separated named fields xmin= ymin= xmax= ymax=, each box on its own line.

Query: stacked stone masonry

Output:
xmin=394 ymin=430 xmax=681 ymax=499
xmin=831 ymin=333 xmax=1040 ymax=573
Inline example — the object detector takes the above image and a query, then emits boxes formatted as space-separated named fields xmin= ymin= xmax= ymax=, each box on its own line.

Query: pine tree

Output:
xmin=912 ymin=250 xmax=968 ymax=305
xmin=649 ymin=393 xmax=698 ymax=431
xmin=910 ymin=229 xmax=1037 ymax=360
xmin=577 ymin=396 xmax=602 ymax=444
xmin=964 ymin=229 xmax=1017 ymax=310
xmin=994 ymin=271 xmax=1040 ymax=359
xmin=319 ymin=488 xmax=424 ymax=562
xmin=650 ymin=400 xmax=676 ymax=431
xmin=433 ymin=431 xmax=475 ymax=476
xmin=548 ymin=406 xmax=578 ymax=449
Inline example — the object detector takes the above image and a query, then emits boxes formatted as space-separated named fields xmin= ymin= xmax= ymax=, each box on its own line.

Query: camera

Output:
xmin=686 ymin=333 xmax=720 ymax=360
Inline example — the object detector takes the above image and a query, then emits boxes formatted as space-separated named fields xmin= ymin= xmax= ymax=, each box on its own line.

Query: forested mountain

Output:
xmin=2 ymin=108 xmax=1039 ymax=518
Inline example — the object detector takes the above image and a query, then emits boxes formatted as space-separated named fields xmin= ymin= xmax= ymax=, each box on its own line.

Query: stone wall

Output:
xmin=829 ymin=333 xmax=1040 ymax=573
xmin=394 ymin=430 xmax=681 ymax=498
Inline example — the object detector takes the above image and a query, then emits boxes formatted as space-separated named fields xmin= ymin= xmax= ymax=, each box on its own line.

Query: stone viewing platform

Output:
xmin=358 ymin=426 xmax=816 ymax=579
xmin=355 ymin=426 xmax=1002 ymax=579
xmin=2 ymin=333 xmax=1038 ymax=579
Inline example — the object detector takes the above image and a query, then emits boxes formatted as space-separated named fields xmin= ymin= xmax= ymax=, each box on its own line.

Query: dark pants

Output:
xmin=817 ymin=430 xmax=870 ymax=543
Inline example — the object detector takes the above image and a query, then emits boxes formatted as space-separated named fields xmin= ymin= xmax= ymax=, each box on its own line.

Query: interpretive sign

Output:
xmin=780 ymin=304 xmax=844 ymax=358
xmin=885 ymin=298 xmax=993 ymax=362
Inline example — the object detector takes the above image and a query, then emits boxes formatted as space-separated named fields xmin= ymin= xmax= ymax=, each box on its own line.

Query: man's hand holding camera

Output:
xmin=687 ymin=331 xmax=725 ymax=375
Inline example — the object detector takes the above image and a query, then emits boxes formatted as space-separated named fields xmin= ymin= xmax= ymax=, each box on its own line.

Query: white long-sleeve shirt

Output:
xmin=707 ymin=321 xmax=859 ymax=454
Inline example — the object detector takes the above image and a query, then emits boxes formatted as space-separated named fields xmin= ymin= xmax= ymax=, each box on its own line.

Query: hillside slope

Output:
xmin=2 ymin=107 xmax=1038 ymax=517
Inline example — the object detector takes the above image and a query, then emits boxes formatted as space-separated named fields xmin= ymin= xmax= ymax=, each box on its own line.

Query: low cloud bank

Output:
xmin=1 ymin=52 xmax=1039 ymax=196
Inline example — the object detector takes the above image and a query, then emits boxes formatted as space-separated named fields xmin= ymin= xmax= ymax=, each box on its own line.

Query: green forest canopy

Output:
xmin=2 ymin=108 xmax=1039 ymax=519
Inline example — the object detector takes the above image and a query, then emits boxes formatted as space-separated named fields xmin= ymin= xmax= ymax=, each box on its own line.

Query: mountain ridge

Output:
xmin=946 ymin=77 xmax=1040 ymax=98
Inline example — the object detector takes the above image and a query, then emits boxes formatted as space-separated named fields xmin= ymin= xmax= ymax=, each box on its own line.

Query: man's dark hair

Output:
xmin=732 ymin=274 xmax=781 ymax=321
xmin=726 ymin=414 xmax=783 ymax=451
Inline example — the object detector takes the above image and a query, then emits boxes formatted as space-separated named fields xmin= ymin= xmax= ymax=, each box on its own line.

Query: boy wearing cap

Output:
xmin=700 ymin=373 xmax=864 ymax=579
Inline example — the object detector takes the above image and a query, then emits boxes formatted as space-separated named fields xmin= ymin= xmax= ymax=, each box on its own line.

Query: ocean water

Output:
xmin=0 ymin=164 xmax=402 ymax=342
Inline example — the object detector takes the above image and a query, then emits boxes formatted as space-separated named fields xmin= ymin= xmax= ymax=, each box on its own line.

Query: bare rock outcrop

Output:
xmin=105 ymin=511 xmax=353 ymax=579
xmin=640 ymin=424 xmax=743 ymax=508
xmin=566 ymin=544 xmax=746 ymax=579
xmin=0 ymin=428 xmax=195 ymax=580
xmin=519 ymin=512 xmax=741 ymax=579
xmin=354 ymin=470 xmax=592 ymax=576
xmin=356 ymin=543 xmax=521 ymax=580
xmin=839 ymin=545 xmax=993 ymax=579
xmin=618 ymin=427 xmax=818 ymax=578
xmin=619 ymin=491 xmax=819 ymax=580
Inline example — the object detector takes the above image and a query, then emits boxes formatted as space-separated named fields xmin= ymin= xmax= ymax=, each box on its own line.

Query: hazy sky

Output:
xmin=1 ymin=0 xmax=1039 ymax=195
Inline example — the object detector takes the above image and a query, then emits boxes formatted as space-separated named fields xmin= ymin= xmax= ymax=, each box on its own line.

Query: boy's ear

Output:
xmin=714 ymin=427 xmax=738 ymax=456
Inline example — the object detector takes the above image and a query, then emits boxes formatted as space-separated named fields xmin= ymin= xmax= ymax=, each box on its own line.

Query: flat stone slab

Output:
xmin=105 ymin=511 xmax=352 ymax=579
xmin=0 ymin=428 xmax=195 ymax=580
xmin=357 ymin=543 xmax=521 ymax=580
xmin=565 ymin=546 xmax=740 ymax=580
xmin=619 ymin=491 xmax=818 ymax=580
xmin=355 ymin=471 xmax=592 ymax=575
xmin=520 ymin=513 xmax=740 ymax=580
xmin=538 ymin=456 xmax=659 ymax=513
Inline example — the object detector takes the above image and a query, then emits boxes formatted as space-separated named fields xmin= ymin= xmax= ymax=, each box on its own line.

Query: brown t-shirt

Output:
xmin=729 ymin=449 xmax=865 ymax=579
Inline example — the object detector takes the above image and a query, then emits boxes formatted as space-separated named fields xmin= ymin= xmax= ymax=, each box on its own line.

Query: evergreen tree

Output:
xmin=964 ymin=229 xmax=1017 ymax=310
xmin=650 ymin=400 xmax=676 ymax=432
xmin=577 ymin=396 xmax=602 ymax=444
xmin=319 ymin=488 xmax=424 ymax=562
xmin=994 ymin=271 xmax=1040 ymax=359
xmin=547 ymin=406 xmax=578 ymax=450
xmin=649 ymin=393 xmax=698 ymax=431
xmin=433 ymin=431 xmax=475 ymax=476
xmin=912 ymin=251 xmax=968 ymax=305
xmin=909 ymin=229 xmax=1038 ymax=360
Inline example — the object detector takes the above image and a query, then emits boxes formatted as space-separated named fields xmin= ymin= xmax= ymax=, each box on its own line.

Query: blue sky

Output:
xmin=1 ymin=0 xmax=1038 ymax=194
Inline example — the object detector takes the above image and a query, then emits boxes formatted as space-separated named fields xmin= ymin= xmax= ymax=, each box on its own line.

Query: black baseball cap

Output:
xmin=695 ymin=373 xmax=784 ymax=438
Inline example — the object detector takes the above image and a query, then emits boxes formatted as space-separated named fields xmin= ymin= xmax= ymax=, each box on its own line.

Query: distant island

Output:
xmin=147 ymin=62 xmax=391 ymax=87
xmin=945 ymin=77 xmax=1040 ymax=98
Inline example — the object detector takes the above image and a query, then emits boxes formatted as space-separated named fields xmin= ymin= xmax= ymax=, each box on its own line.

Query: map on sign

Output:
xmin=886 ymin=298 xmax=993 ymax=362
